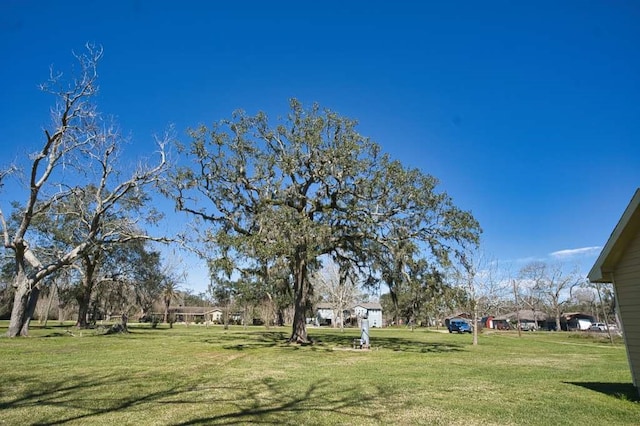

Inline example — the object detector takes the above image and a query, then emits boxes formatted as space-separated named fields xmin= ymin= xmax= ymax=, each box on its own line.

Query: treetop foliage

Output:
xmin=167 ymin=98 xmax=481 ymax=341
xmin=170 ymin=98 xmax=480 ymax=269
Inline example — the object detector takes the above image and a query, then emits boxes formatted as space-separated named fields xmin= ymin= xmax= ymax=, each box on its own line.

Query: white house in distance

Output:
xmin=315 ymin=302 xmax=383 ymax=328
xmin=353 ymin=302 xmax=383 ymax=328
xmin=588 ymin=188 xmax=640 ymax=398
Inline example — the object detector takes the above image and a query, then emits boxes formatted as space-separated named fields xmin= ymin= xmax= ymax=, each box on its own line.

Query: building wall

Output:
xmin=353 ymin=305 xmax=383 ymax=327
xmin=368 ymin=310 xmax=383 ymax=328
xmin=354 ymin=306 xmax=367 ymax=317
xmin=614 ymin=228 xmax=640 ymax=388
xmin=317 ymin=308 xmax=334 ymax=320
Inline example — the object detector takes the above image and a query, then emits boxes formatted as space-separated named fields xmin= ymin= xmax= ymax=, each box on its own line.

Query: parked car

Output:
xmin=518 ymin=321 xmax=536 ymax=331
xmin=589 ymin=323 xmax=607 ymax=332
xmin=448 ymin=319 xmax=472 ymax=333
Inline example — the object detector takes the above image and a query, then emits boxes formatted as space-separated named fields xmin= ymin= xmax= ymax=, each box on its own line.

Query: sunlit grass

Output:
xmin=0 ymin=322 xmax=637 ymax=425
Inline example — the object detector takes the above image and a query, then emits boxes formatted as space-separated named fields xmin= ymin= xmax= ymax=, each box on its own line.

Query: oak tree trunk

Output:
xmin=289 ymin=253 xmax=310 ymax=343
xmin=76 ymin=257 xmax=96 ymax=328
xmin=7 ymin=256 xmax=34 ymax=337
xmin=8 ymin=281 xmax=41 ymax=337
xmin=8 ymin=277 xmax=30 ymax=337
xmin=76 ymin=289 xmax=92 ymax=328
xmin=21 ymin=286 xmax=41 ymax=336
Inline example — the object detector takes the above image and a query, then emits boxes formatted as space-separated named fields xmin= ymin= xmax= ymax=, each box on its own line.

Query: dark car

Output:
xmin=448 ymin=319 xmax=472 ymax=333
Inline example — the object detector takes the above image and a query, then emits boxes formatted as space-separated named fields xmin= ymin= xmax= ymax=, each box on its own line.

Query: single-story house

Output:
xmin=166 ymin=306 xmax=223 ymax=323
xmin=481 ymin=316 xmax=511 ymax=330
xmin=588 ymin=188 xmax=640 ymax=397
xmin=493 ymin=310 xmax=548 ymax=330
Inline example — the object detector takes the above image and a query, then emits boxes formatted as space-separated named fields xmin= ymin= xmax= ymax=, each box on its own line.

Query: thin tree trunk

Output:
xmin=513 ymin=280 xmax=522 ymax=338
xmin=223 ymin=302 xmax=229 ymax=330
xmin=43 ymin=283 xmax=56 ymax=327
xmin=596 ymin=283 xmax=615 ymax=344
xmin=163 ymin=300 xmax=169 ymax=323
xmin=472 ymin=300 xmax=479 ymax=346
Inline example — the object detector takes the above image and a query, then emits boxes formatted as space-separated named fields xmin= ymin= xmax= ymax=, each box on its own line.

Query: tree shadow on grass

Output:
xmin=0 ymin=373 xmax=169 ymax=425
xmin=25 ymin=326 xmax=464 ymax=354
xmin=1 ymin=372 xmax=388 ymax=425
xmin=202 ymin=330 xmax=464 ymax=353
xmin=564 ymin=382 xmax=639 ymax=402
xmin=201 ymin=331 xmax=288 ymax=350
xmin=204 ymin=331 xmax=464 ymax=353
xmin=310 ymin=332 xmax=465 ymax=353
xmin=175 ymin=378 xmax=387 ymax=425
xmin=26 ymin=323 xmax=146 ymax=338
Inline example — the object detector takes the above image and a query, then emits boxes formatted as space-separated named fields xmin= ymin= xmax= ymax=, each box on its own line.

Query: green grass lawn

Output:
xmin=0 ymin=322 xmax=638 ymax=425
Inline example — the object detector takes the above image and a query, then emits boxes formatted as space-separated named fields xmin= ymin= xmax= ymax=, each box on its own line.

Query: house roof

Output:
xmin=353 ymin=302 xmax=382 ymax=310
xmin=588 ymin=189 xmax=640 ymax=283
xmin=445 ymin=312 xmax=471 ymax=320
xmin=169 ymin=306 xmax=219 ymax=314
xmin=494 ymin=310 xmax=548 ymax=322
xmin=562 ymin=312 xmax=595 ymax=320
xmin=316 ymin=302 xmax=382 ymax=310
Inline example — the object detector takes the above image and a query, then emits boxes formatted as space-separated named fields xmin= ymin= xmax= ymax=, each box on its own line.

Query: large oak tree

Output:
xmin=167 ymin=100 xmax=480 ymax=343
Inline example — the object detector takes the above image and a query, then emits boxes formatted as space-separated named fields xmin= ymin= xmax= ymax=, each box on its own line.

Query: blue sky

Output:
xmin=1 ymin=1 xmax=639 ymax=293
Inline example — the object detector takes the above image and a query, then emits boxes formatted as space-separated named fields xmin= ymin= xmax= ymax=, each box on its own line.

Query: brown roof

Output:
xmin=494 ymin=310 xmax=548 ymax=322
xmin=170 ymin=306 xmax=219 ymax=314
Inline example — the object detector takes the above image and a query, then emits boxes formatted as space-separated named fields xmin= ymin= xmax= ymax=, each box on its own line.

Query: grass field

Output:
xmin=0 ymin=322 xmax=638 ymax=425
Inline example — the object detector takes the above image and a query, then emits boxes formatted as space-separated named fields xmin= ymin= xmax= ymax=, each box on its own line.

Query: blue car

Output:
xmin=448 ymin=319 xmax=472 ymax=333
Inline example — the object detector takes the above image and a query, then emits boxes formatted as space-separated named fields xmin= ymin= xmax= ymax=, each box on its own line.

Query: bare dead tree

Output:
xmin=519 ymin=261 xmax=582 ymax=332
xmin=458 ymin=251 xmax=510 ymax=345
xmin=1 ymin=45 xmax=170 ymax=337
xmin=311 ymin=258 xmax=361 ymax=331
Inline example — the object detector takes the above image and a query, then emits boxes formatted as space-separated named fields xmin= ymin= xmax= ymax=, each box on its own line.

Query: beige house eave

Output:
xmin=588 ymin=189 xmax=640 ymax=283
